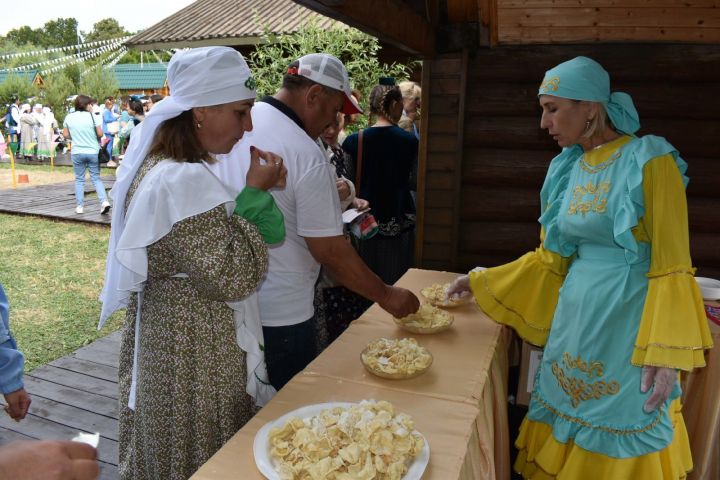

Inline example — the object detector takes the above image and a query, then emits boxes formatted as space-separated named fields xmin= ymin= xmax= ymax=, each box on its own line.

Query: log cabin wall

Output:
xmin=418 ymin=43 xmax=720 ymax=279
xmin=495 ymin=0 xmax=720 ymax=44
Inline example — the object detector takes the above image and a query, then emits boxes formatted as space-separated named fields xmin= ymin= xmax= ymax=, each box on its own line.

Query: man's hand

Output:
xmin=4 ymin=387 xmax=31 ymax=421
xmin=352 ymin=197 xmax=370 ymax=212
xmin=641 ymin=366 xmax=677 ymax=413
xmin=378 ymin=286 xmax=420 ymax=318
xmin=305 ymin=236 xmax=419 ymax=314
xmin=0 ymin=440 xmax=99 ymax=480
xmin=246 ymin=145 xmax=287 ymax=191
xmin=336 ymin=179 xmax=351 ymax=201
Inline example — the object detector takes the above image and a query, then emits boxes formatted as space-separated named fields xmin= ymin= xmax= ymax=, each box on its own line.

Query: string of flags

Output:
xmin=7 ymin=38 xmax=127 ymax=73
xmin=0 ymin=36 xmax=132 ymax=60
xmin=40 ymin=40 xmax=126 ymax=75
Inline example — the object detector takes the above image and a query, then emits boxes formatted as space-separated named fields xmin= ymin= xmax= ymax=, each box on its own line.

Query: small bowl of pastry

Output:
xmin=394 ymin=304 xmax=454 ymax=334
xmin=361 ymin=337 xmax=433 ymax=379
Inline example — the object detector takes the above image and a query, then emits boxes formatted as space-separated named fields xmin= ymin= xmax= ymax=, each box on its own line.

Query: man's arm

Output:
xmin=306 ymin=236 xmax=419 ymax=318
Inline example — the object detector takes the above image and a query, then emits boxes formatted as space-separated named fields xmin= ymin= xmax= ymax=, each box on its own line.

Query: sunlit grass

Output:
xmin=0 ymin=213 xmax=124 ymax=372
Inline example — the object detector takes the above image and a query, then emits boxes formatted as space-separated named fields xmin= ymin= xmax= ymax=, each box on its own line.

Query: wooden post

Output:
xmin=9 ymin=141 xmax=17 ymax=189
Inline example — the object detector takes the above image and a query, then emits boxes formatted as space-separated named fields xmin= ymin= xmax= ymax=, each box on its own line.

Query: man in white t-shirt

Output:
xmin=212 ymin=53 xmax=419 ymax=390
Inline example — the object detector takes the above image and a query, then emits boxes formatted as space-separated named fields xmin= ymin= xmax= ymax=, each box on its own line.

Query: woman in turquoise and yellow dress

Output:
xmin=449 ymin=56 xmax=713 ymax=478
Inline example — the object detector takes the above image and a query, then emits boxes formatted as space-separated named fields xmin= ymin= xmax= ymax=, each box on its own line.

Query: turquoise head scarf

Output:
xmin=538 ymin=56 xmax=640 ymax=135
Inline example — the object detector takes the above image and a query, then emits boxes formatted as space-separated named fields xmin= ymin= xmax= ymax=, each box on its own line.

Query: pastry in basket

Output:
xmin=394 ymin=303 xmax=454 ymax=333
xmin=361 ymin=338 xmax=433 ymax=379
xmin=267 ymin=400 xmax=425 ymax=480
xmin=420 ymin=282 xmax=471 ymax=307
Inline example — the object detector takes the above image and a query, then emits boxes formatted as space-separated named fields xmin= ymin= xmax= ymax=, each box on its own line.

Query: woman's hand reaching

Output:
xmin=641 ymin=366 xmax=677 ymax=413
xmin=446 ymin=274 xmax=471 ymax=301
xmin=245 ymin=145 xmax=287 ymax=191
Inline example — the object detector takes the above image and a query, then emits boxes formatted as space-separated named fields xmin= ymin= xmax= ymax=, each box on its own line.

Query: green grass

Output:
xmin=0 ymin=213 xmax=124 ymax=372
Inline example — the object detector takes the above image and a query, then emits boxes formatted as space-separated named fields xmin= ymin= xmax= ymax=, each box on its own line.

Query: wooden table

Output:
xmin=192 ymin=268 xmax=511 ymax=480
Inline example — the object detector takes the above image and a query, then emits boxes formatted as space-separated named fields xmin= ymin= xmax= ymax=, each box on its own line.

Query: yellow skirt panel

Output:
xmin=514 ymin=399 xmax=692 ymax=480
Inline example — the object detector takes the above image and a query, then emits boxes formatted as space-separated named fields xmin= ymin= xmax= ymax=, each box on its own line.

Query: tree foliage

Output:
xmin=79 ymin=67 xmax=119 ymax=103
xmin=0 ymin=73 xmax=39 ymax=107
xmin=43 ymin=18 xmax=80 ymax=48
xmin=83 ymin=18 xmax=128 ymax=42
xmin=5 ymin=26 xmax=40 ymax=47
xmin=247 ymin=22 xmax=418 ymax=128
xmin=5 ymin=18 xmax=79 ymax=49
xmin=40 ymin=73 xmax=75 ymax=124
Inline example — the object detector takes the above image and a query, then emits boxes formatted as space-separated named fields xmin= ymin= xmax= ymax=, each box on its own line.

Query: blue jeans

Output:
xmin=72 ymin=153 xmax=108 ymax=206
xmin=104 ymin=133 xmax=114 ymax=158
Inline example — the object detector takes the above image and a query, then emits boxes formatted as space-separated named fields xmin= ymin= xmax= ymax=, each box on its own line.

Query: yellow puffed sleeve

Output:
xmin=469 ymin=230 xmax=571 ymax=347
xmin=631 ymin=154 xmax=713 ymax=371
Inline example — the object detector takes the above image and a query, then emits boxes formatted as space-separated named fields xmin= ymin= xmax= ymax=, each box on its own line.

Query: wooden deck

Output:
xmin=0 ymin=177 xmax=115 ymax=225
xmin=0 ymin=331 xmax=121 ymax=480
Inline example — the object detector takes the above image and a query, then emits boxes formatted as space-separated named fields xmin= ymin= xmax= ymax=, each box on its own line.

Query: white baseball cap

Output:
xmin=293 ymin=53 xmax=362 ymax=114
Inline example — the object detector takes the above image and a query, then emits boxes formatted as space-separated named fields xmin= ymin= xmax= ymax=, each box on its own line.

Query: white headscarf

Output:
xmin=99 ymin=47 xmax=276 ymax=406
xmin=100 ymin=46 xmax=256 ymax=322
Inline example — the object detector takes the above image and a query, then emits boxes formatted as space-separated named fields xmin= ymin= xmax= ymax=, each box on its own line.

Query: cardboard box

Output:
xmin=516 ymin=341 xmax=544 ymax=406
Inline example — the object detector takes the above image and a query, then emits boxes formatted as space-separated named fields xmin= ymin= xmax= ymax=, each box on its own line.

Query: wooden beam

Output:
xmin=292 ymin=0 xmax=435 ymax=56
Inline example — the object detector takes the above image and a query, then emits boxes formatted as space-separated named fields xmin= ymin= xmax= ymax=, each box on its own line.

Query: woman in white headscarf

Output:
xmin=36 ymin=107 xmax=57 ymax=160
xmin=99 ymin=46 xmax=287 ymax=480
xmin=18 ymin=104 xmax=37 ymax=158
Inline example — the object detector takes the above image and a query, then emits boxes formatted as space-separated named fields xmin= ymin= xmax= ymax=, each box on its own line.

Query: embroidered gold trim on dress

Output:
xmin=579 ymin=150 xmax=621 ymax=174
xmin=568 ymin=181 xmax=611 ymax=217
xmin=532 ymin=393 xmax=664 ymax=436
xmin=634 ymin=343 xmax=712 ymax=351
xmin=646 ymin=268 xmax=696 ymax=278
xmin=563 ymin=352 xmax=604 ymax=378
xmin=552 ymin=362 xmax=620 ymax=408
xmin=630 ymin=360 xmax=702 ymax=371
xmin=480 ymin=273 xmax=549 ymax=332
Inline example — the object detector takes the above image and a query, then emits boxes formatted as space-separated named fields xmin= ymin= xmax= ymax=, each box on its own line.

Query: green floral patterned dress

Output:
xmin=118 ymin=156 xmax=269 ymax=480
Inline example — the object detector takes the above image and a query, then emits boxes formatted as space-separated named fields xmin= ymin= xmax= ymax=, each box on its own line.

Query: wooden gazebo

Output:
xmin=294 ymin=0 xmax=720 ymax=280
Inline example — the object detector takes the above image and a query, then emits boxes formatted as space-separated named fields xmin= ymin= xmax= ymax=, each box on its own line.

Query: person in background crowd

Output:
xmin=398 ymin=80 xmax=421 ymax=140
xmin=448 ymin=56 xmax=713 ymax=479
xmin=18 ymin=103 xmax=38 ymax=159
xmin=1 ymin=282 xmax=31 ymax=422
xmin=314 ymin=112 xmax=372 ymax=351
xmin=130 ymin=100 xmax=145 ymax=126
xmin=211 ymin=53 xmax=419 ymax=391
xmin=37 ymin=106 xmax=58 ymax=160
xmin=146 ymin=94 xmax=164 ymax=112
xmin=342 ymin=78 xmax=418 ymax=286
xmin=63 ymin=94 xmax=111 ymax=215
xmin=102 ymin=98 xmax=117 ymax=161
xmin=100 ymin=46 xmax=286 ymax=480
xmin=0 ymin=440 xmax=99 ymax=480
xmin=3 ymin=96 xmax=21 ymax=154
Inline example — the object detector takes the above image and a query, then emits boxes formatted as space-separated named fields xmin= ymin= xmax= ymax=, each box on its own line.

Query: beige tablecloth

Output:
xmin=192 ymin=268 xmax=511 ymax=480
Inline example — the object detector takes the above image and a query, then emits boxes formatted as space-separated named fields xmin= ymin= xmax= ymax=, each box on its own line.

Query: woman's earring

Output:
xmin=584 ymin=119 xmax=591 ymax=131
xmin=196 ymin=122 xmax=202 ymax=129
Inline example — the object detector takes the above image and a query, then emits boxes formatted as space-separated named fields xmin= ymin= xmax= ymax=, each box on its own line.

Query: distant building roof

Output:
xmin=126 ymin=0 xmax=346 ymax=50
xmin=110 ymin=63 xmax=167 ymax=89
xmin=0 ymin=69 xmax=42 ymax=86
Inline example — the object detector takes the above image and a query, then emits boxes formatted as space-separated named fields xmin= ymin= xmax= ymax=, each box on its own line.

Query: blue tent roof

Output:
xmin=110 ymin=63 xmax=167 ymax=89
xmin=0 ymin=69 xmax=41 ymax=85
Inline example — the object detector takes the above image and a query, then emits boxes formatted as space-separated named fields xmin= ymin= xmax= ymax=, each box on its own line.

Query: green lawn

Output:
xmin=0 ymin=213 xmax=124 ymax=372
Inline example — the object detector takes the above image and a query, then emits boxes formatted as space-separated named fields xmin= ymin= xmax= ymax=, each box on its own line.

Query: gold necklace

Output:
xmin=579 ymin=150 xmax=621 ymax=174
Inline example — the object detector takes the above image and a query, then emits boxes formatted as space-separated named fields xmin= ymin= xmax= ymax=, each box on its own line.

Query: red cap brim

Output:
xmin=342 ymin=93 xmax=362 ymax=115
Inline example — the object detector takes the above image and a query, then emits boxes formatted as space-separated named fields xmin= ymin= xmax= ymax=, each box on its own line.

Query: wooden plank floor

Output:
xmin=0 ymin=177 xmax=115 ymax=225
xmin=0 ymin=330 xmax=122 ymax=480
